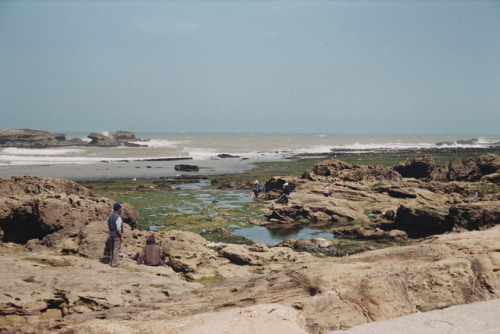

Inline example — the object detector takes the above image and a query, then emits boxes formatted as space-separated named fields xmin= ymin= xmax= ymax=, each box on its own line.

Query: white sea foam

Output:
xmin=292 ymin=145 xmax=336 ymax=154
xmin=184 ymin=147 xmax=218 ymax=160
xmin=2 ymin=148 xmax=85 ymax=155
xmin=0 ymin=134 xmax=498 ymax=170
xmin=0 ymin=155 xmax=106 ymax=166
xmin=332 ymin=142 xmax=436 ymax=151
xmin=130 ymin=139 xmax=184 ymax=148
xmin=477 ymin=137 xmax=489 ymax=145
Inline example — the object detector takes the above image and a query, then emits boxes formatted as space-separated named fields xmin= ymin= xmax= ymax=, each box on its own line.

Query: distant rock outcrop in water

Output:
xmin=0 ymin=128 xmax=144 ymax=148
xmin=0 ymin=129 xmax=68 ymax=148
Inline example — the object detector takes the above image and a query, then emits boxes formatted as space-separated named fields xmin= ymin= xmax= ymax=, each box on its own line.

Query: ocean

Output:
xmin=0 ymin=132 xmax=498 ymax=180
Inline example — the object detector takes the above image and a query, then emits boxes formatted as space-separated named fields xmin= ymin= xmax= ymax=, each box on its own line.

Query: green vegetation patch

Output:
xmin=106 ymin=183 xmax=267 ymax=232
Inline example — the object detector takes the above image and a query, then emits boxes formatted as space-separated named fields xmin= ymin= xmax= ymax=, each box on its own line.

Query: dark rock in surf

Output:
xmin=217 ymin=154 xmax=241 ymax=159
xmin=112 ymin=131 xmax=136 ymax=141
xmin=86 ymin=133 xmax=117 ymax=147
xmin=175 ymin=164 xmax=200 ymax=172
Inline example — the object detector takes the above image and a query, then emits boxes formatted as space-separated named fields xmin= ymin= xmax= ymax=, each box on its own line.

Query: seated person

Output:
xmin=135 ymin=235 xmax=166 ymax=266
xmin=276 ymin=182 xmax=291 ymax=204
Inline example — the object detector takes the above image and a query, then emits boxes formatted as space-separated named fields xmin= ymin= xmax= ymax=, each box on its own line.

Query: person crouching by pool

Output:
xmin=251 ymin=180 xmax=263 ymax=200
xmin=323 ymin=180 xmax=339 ymax=197
xmin=323 ymin=184 xmax=333 ymax=197
xmin=135 ymin=235 xmax=166 ymax=266
xmin=275 ymin=182 xmax=291 ymax=204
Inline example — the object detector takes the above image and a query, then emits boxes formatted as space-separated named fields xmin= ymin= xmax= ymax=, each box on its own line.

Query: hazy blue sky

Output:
xmin=1 ymin=1 xmax=499 ymax=135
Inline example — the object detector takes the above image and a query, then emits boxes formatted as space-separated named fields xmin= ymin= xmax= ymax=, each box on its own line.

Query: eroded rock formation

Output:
xmin=0 ymin=129 xmax=67 ymax=148
xmin=0 ymin=176 xmax=138 ymax=253
xmin=263 ymin=154 xmax=500 ymax=242
xmin=0 ymin=129 xmax=142 ymax=148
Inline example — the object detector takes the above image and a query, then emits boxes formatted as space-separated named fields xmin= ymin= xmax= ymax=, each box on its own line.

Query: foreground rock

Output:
xmin=5 ymin=225 xmax=500 ymax=333
xmin=2 ymin=165 xmax=500 ymax=333
xmin=330 ymin=298 xmax=500 ymax=334
xmin=0 ymin=243 xmax=194 ymax=329
xmin=0 ymin=176 xmax=315 ymax=330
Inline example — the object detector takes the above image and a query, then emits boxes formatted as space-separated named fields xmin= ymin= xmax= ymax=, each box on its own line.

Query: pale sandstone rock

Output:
xmin=217 ymin=243 xmax=298 ymax=265
xmin=7 ymin=226 xmax=500 ymax=333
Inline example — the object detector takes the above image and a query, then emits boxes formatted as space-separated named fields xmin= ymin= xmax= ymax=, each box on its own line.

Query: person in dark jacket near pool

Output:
xmin=136 ymin=234 xmax=166 ymax=266
xmin=275 ymin=182 xmax=291 ymax=204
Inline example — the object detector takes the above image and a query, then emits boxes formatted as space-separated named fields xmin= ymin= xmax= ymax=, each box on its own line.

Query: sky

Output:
xmin=0 ymin=1 xmax=499 ymax=135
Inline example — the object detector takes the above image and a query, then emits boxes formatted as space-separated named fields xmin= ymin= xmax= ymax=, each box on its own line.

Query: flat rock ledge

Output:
xmin=2 ymin=225 xmax=500 ymax=333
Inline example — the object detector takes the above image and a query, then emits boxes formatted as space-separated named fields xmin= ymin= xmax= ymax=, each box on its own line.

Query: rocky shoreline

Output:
xmin=1 ymin=153 xmax=500 ymax=333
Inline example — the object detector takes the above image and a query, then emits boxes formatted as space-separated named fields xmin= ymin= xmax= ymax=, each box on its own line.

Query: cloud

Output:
xmin=134 ymin=16 xmax=197 ymax=34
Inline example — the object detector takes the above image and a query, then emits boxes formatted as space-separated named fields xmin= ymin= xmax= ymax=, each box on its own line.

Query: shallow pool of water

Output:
xmin=231 ymin=225 xmax=334 ymax=246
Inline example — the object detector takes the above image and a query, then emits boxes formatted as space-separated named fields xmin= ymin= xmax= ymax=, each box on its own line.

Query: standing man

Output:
xmin=108 ymin=203 xmax=123 ymax=267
